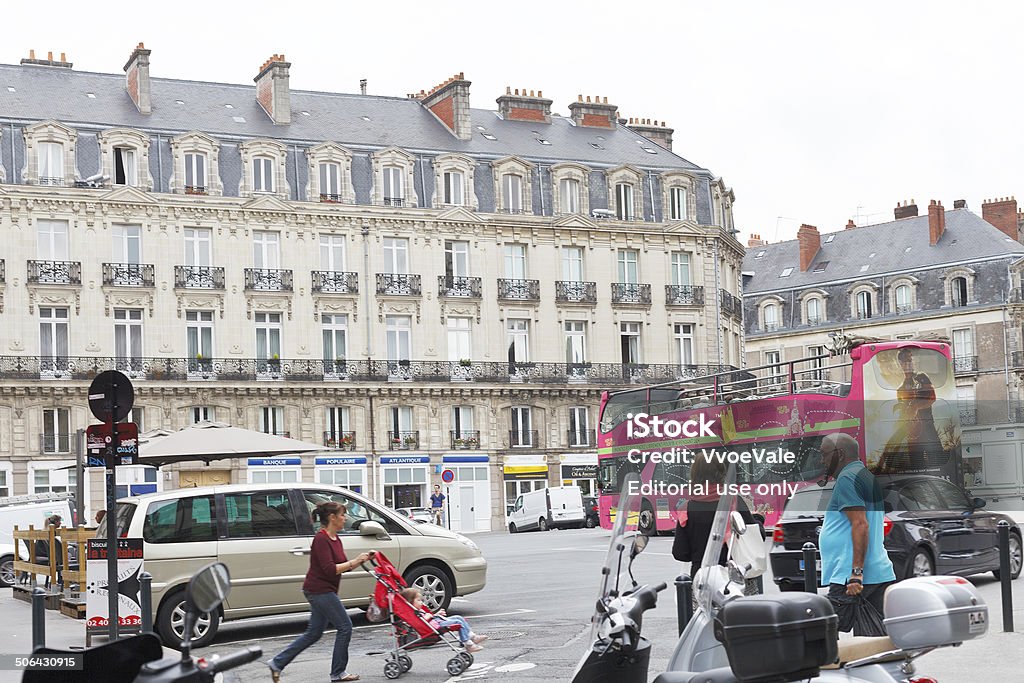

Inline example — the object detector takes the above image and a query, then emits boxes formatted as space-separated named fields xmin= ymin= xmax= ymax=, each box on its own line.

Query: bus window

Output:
xmin=870 ymin=348 xmax=950 ymax=390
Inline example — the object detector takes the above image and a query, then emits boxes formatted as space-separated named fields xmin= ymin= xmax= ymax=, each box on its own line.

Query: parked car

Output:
xmin=100 ymin=483 xmax=487 ymax=648
xmin=508 ymin=485 xmax=585 ymax=532
xmin=770 ymin=474 xmax=1023 ymax=591
xmin=583 ymin=496 xmax=600 ymax=528
xmin=397 ymin=506 xmax=435 ymax=524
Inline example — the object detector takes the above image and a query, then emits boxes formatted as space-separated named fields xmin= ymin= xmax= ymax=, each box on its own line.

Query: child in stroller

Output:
xmin=400 ymin=587 xmax=488 ymax=652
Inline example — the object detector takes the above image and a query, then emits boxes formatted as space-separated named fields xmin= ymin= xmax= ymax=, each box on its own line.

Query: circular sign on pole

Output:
xmin=88 ymin=370 xmax=135 ymax=423
xmin=441 ymin=469 xmax=455 ymax=484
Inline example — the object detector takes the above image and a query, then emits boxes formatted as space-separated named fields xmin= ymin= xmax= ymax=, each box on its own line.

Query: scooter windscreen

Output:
xmin=694 ymin=461 xmax=738 ymax=616
xmin=587 ymin=472 xmax=641 ymax=645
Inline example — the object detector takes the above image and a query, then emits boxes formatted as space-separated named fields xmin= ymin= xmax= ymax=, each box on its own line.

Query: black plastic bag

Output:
xmin=831 ymin=593 xmax=886 ymax=636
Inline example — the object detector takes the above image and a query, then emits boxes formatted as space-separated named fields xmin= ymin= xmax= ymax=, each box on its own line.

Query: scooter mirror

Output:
xmin=186 ymin=561 xmax=232 ymax=615
xmin=730 ymin=510 xmax=747 ymax=536
xmin=630 ymin=533 xmax=649 ymax=559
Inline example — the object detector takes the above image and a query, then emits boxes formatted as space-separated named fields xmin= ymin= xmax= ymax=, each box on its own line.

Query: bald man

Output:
xmin=818 ymin=433 xmax=895 ymax=629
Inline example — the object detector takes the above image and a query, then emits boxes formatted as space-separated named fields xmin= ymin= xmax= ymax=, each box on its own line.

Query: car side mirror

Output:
xmin=359 ymin=520 xmax=392 ymax=540
xmin=972 ymin=497 xmax=986 ymax=509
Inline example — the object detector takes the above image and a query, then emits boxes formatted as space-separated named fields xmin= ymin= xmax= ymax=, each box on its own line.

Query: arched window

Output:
xmin=895 ymin=284 xmax=912 ymax=313
xmin=951 ymin=277 xmax=968 ymax=307
xmin=806 ymin=297 xmax=822 ymax=325
xmin=551 ymin=162 xmax=590 ymax=216
xmin=856 ymin=290 xmax=873 ymax=319
xmin=763 ymin=303 xmax=779 ymax=331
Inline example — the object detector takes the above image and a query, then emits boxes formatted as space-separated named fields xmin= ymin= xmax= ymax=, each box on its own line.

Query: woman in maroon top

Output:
xmin=268 ymin=501 xmax=373 ymax=682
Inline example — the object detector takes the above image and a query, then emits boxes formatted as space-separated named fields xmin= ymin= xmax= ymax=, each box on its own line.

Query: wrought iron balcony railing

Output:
xmin=175 ymin=265 xmax=225 ymax=289
xmin=953 ymin=355 xmax=978 ymax=374
xmin=555 ymin=281 xmax=598 ymax=304
xmin=38 ymin=177 xmax=67 ymax=186
xmin=185 ymin=185 xmax=208 ymax=195
xmin=388 ymin=430 xmax=419 ymax=450
xmin=719 ymin=289 xmax=742 ymax=318
xmin=567 ymin=429 xmax=595 ymax=447
xmin=319 ymin=193 xmax=343 ymax=203
xmin=382 ymin=197 xmax=405 ymax=207
xmin=450 ymin=430 xmax=481 ymax=449
xmin=806 ymin=315 xmax=823 ymax=326
xmin=39 ymin=432 xmax=72 ymax=454
xmin=244 ymin=268 xmax=293 ymax=291
xmin=102 ymin=263 xmax=155 ymax=287
xmin=312 ymin=271 xmax=358 ymax=294
xmin=895 ymin=304 xmax=914 ymax=315
xmin=377 ymin=274 xmax=422 ymax=296
xmin=509 ymin=430 xmax=539 ymax=448
xmin=438 ymin=276 xmax=482 ymax=299
xmin=27 ymin=260 xmax=81 ymax=285
xmin=498 ymin=279 xmax=540 ymax=301
xmin=611 ymin=283 xmax=652 ymax=305
xmin=323 ymin=430 xmax=357 ymax=450
xmin=666 ymin=285 xmax=705 ymax=306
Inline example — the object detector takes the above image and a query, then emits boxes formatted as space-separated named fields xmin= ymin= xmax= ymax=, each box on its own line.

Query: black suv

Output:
xmin=583 ymin=496 xmax=600 ymax=529
xmin=771 ymin=474 xmax=1022 ymax=590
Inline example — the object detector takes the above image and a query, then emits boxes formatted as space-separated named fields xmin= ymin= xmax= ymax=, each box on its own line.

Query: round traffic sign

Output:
xmin=88 ymin=370 xmax=135 ymax=422
xmin=441 ymin=469 xmax=455 ymax=484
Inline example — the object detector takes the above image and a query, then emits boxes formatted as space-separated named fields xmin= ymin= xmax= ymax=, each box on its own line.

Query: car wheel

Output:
xmin=404 ymin=564 xmax=453 ymax=612
xmin=584 ymin=516 xmax=596 ymax=529
xmin=638 ymin=502 xmax=656 ymax=536
xmin=156 ymin=588 xmax=220 ymax=650
xmin=908 ymin=548 xmax=935 ymax=578
xmin=0 ymin=555 xmax=15 ymax=588
xmin=538 ymin=517 xmax=548 ymax=531
xmin=993 ymin=533 xmax=1023 ymax=580
xmin=508 ymin=523 xmax=517 ymax=534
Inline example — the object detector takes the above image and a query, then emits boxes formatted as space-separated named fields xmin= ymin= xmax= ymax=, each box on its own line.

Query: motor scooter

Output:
xmin=23 ymin=562 xmax=262 ymax=683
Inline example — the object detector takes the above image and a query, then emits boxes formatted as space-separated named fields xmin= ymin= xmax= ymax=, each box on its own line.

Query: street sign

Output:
xmin=88 ymin=370 xmax=135 ymax=423
xmin=86 ymin=422 xmax=139 ymax=467
xmin=441 ymin=468 xmax=455 ymax=483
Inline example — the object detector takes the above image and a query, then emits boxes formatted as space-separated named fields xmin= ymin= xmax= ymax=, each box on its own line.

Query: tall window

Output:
xmin=763 ymin=303 xmax=779 ymax=330
xmin=565 ymin=321 xmax=587 ymax=364
xmin=447 ymin=317 xmax=472 ymax=361
xmin=184 ymin=228 xmax=212 ymax=266
xmin=259 ymin=406 xmax=285 ymax=435
xmin=670 ymin=187 xmax=688 ymax=220
xmin=895 ymin=284 xmax=912 ymax=313
xmin=319 ymin=162 xmax=341 ymax=199
xmin=383 ymin=166 xmax=403 ymax=204
xmin=253 ymin=156 xmax=274 ymax=193
xmin=617 ymin=250 xmax=639 ymax=284
xmin=511 ymin=406 xmax=533 ymax=446
xmin=559 ymin=178 xmax=580 ymax=214
xmin=670 ymin=252 xmax=691 ymax=285
xmin=42 ymin=408 xmax=70 ymax=454
xmin=445 ymin=240 xmax=470 ymax=277
xmin=38 ymin=220 xmax=69 ymax=261
xmin=113 ymin=225 xmax=142 ymax=264
xmin=186 ymin=311 xmax=214 ymax=360
xmin=806 ymin=297 xmax=822 ymax=325
xmin=620 ymin=322 xmax=641 ymax=364
xmin=452 ymin=406 xmax=474 ymax=437
xmin=507 ymin=319 xmax=530 ymax=363
xmin=253 ymin=231 xmax=280 ymax=270
xmin=443 ymin=171 xmax=464 ymax=205
xmin=255 ymin=312 xmax=282 ymax=361
xmin=320 ymin=235 xmax=346 ymax=271
xmin=390 ymin=406 xmax=413 ymax=434
xmin=322 ymin=314 xmax=348 ymax=362
xmin=674 ymin=323 xmax=694 ymax=366
xmin=383 ymin=237 xmax=409 ymax=274
xmin=325 ymin=406 xmax=350 ymax=443
xmin=569 ymin=407 xmax=590 ymax=446
xmin=37 ymin=142 xmax=64 ymax=184
xmin=113 ymin=147 xmax=137 ymax=186
xmin=39 ymin=307 xmax=69 ymax=370
xmin=615 ymin=183 xmax=634 ymax=220
xmin=808 ymin=345 xmax=826 ymax=382
xmin=184 ymin=152 xmax=207 ymax=192
xmin=951 ymin=277 xmax=968 ymax=307
xmin=856 ymin=291 xmax=873 ymax=318
xmin=562 ymin=247 xmax=584 ymax=282
xmin=504 ymin=244 xmax=527 ymax=279
xmin=190 ymin=406 xmax=215 ymax=424
xmin=953 ymin=328 xmax=974 ymax=363
xmin=765 ymin=350 xmax=782 ymax=385
xmin=502 ymin=174 xmax=523 ymax=213
xmin=114 ymin=309 xmax=144 ymax=366
xmin=386 ymin=315 xmax=412 ymax=362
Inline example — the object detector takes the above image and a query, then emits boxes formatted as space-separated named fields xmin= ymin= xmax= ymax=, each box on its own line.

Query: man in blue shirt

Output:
xmin=430 ymin=485 xmax=446 ymax=526
xmin=818 ymin=433 xmax=896 ymax=625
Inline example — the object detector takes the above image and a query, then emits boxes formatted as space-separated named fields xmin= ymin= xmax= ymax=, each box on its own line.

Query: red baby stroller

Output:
xmin=367 ymin=552 xmax=475 ymax=679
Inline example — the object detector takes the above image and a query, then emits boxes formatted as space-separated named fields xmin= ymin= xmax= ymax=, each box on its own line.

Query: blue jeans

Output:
xmin=271 ymin=590 xmax=353 ymax=680
xmin=435 ymin=615 xmax=472 ymax=643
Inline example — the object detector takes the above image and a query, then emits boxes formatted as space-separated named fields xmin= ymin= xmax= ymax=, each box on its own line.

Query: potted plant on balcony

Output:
xmin=340 ymin=433 xmax=355 ymax=449
xmin=465 ymin=436 xmax=479 ymax=449
xmin=403 ymin=434 xmax=418 ymax=448
xmin=459 ymin=358 xmax=472 ymax=367
xmin=391 ymin=436 xmax=402 ymax=449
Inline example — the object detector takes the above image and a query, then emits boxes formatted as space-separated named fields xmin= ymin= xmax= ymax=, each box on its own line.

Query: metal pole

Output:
xmin=675 ymin=574 xmax=693 ymax=636
xmin=362 ymin=224 xmax=372 ymax=357
xmin=74 ymin=428 xmax=85 ymax=527
xmin=106 ymin=386 xmax=119 ymax=640
xmin=31 ymin=587 xmax=46 ymax=650
xmin=803 ymin=542 xmax=817 ymax=593
xmin=998 ymin=520 xmax=1014 ymax=633
xmin=140 ymin=572 xmax=153 ymax=634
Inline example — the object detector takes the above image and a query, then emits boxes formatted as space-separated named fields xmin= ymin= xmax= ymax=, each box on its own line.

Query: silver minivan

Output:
xmin=102 ymin=483 xmax=487 ymax=648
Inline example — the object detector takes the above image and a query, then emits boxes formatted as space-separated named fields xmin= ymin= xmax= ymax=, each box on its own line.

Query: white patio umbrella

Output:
xmin=137 ymin=421 xmax=327 ymax=466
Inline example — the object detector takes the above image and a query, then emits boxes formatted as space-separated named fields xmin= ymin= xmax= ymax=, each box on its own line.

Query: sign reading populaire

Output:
xmin=315 ymin=456 xmax=368 ymax=466
xmin=86 ymin=538 xmax=144 ymax=635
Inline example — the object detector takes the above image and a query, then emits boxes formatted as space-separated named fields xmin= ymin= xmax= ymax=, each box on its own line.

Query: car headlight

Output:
xmin=455 ymin=534 xmax=479 ymax=551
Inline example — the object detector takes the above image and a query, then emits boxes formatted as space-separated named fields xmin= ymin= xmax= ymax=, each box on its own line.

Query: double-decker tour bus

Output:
xmin=596 ymin=334 xmax=964 ymax=532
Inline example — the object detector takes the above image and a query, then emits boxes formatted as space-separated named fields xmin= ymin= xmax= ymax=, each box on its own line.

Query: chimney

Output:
xmin=568 ymin=94 xmax=618 ymax=129
xmin=981 ymin=196 xmax=1019 ymax=241
xmin=625 ymin=118 xmax=674 ymax=151
xmin=20 ymin=48 xmax=72 ymax=68
xmin=747 ymin=233 xmax=767 ymax=248
xmin=927 ymin=200 xmax=946 ymax=245
xmin=846 ymin=219 xmax=857 ymax=230
xmin=953 ymin=199 xmax=967 ymax=209
xmin=254 ymin=54 xmax=291 ymax=124
xmin=417 ymin=73 xmax=472 ymax=140
xmin=496 ymin=87 xmax=553 ymax=123
xmin=894 ymin=199 xmax=918 ymax=220
xmin=797 ymin=224 xmax=820 ymax=272
xmin=123 ymin=43 xmax=152 ymax=115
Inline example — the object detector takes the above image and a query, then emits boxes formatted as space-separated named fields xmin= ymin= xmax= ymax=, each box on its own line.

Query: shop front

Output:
xmin=441 ymin=454 xmax=492 ymax=533
xmin=314 ymin=455 xmax=368 ymax=494
xmin=502 ymin=453 xmax=550 ymax=517
xmin=378 ymin=455 xmax=430 ymax=509
xmin=559 ymin=454 xmax=598 ymax=496
xmin=246 ymin=457 xmax=302 ymax=484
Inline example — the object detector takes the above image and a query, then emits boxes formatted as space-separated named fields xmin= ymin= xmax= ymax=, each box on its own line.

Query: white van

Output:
xmin=0 ymin=494 xmax=77 ymax=586
xmin=508 ymin=485 xmax=585 ymax=532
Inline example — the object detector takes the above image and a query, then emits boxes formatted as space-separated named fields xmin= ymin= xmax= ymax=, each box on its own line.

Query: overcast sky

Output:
xmin=7 ymin=1 xmax=1023 ymax=244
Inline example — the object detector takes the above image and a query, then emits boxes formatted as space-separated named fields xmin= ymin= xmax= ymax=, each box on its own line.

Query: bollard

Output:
xmin=31 ymin=587 xmax=46 ymax=651
xmin=803 ymin=542 xmax=818 ymax=593
xmin=675 ymin=574 xmax=694 ymax=635
xmin=997 ymin=521 xmax=1014 ymax=633
xmin=140 ymin=572 xmax=153 ymax=634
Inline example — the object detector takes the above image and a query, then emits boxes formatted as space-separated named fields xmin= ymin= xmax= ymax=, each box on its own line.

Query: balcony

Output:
xmin=611 ymin=283 xmax=652 ymax=305
xmin=244 ymin=268 xmax=293 ymax=292
xmin=27 ymin=260 xmax=81 ymax=285
xmin=175 ymin=265 xmax=225 ymax=289
xmin=38 ymin=176 xmax=67 ymax=186
xmin=666 ymin=285 xmax=705 ymax=306
xmin=497 ymin=279 xmax=540 ymax=301
xmin=313 ymin=271 xmax=358 ymax=294
xmin=376 ymin=274 xmax=422 ymax=296
xmin=323 ymin=431 xmax=356 ymax=450
xmin=895 ymin=304 xmax=914 ymax=315
xmin=953 ymin=355 xmax=978 ymax=374
xmin=719 ymin=289 xmax=742 ymax=319
xmin=509 ymin=430 xmax=538 ymax=448
xmin=438 ymin=276 xmax=482 ymax=299
xmin=567 ymin=429 xmax=595 ymax=448
xmin=319 ymin=193 xmax=343 ymax=203
xmin=388 ymin=431 xmax=419 ymax=450
xmin=256 ymin=359 xmax=285 ymax=380
xmin=382 ymin=197 xmax=405 ymax=207
xmin=185 ymin=185 xmax=208 ymax=195
xmin=450 ymin=430 xmax=481 ymax=450
xmin=555 ymin=281 xmax=597 ymax=304
xmin=103 ymin=263 xmax=155 ymax=287
xmin=39 ymin=432 xmax=72 ymax=454
xmin=806 ymin=316 xmax=823 ymax=326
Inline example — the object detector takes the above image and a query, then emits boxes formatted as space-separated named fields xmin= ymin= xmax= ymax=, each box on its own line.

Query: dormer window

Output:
xmin=184 ymin=153 xmax=207 ymax=194
xmin=856 ymin=290 xmax=873 ymax=318
xmin=383 ymin=166 xmax=404 ymax=206
xmin=763 ymin=303 xmax=780 ymax=331
xmin=253 ymin=156 xmax=274 ymax=193
xmin=951 ymin=277 xmax=968 ymax=307
xmin=615 ymin=183 xmax=635 ymax=221
xmin=114 ymin=147 xmax=137 ymax=186
xmin=98 ymin=128 xmax=151 ymax=191
xmin=171 ymin=131 xmax=222 ymax=196
xmin=319 ymin=161 xmax=341 ymax=201
xmin=669 ymin=186 xmax=688 ymax=220
xmin=372 ymin=147 xmax=418 ymax=208
xmin=894 ymin=284 xmax=912 ymax=313
xmin=560 ymin=178 xmax=580 ymax=214
xmin=306 ymin=142 xmax=354 ymax=204
xmin=503 ymin=173 xmax=524 ymax=213
xmin=24 ymin=120 xmax=78 ymax=187
xmin=38 ymin=142 xmax=64 ymax=185
xmin=805 ymin=296 xmax=823 ymax=325
xmin=432 ymin=153 xmax=476 ymax=210
xmin=443 ymin=171 xmax=464 ymax=206
xmin=551 ymin=162 xmax=590 ymax=216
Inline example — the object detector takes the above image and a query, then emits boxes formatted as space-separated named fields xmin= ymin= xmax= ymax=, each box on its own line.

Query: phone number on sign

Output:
xmin=0 ymin=654 xmax=84 ymax=670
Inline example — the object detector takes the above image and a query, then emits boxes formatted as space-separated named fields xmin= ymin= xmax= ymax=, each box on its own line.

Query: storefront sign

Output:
xmin=443 ymin=455 xmax=489 ymax=463
xmin=247 ymin=457 xmax=302 ymax=466
xmin=380 ymin=456 xmax=430 ymax=464
xmin=315 ymin=456 xmax=367 ymax=466
xmin=561 ymin=464 xmax=598 ymax=479
xmin=86 ymin=538 xmax=144 ymax=636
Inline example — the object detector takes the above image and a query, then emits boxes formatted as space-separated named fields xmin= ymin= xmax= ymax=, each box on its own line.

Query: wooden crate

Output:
xmin=60 ymin=599 xmax=87 ymax=619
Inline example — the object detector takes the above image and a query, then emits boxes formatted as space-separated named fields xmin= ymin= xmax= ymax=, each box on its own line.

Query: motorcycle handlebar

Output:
xmin=204 ymin=645 xmax=264 ymax=674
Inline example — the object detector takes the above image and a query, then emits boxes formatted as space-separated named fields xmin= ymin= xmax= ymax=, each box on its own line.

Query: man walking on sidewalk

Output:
xmin=430 ymin=485 xmax=446 ymax=526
